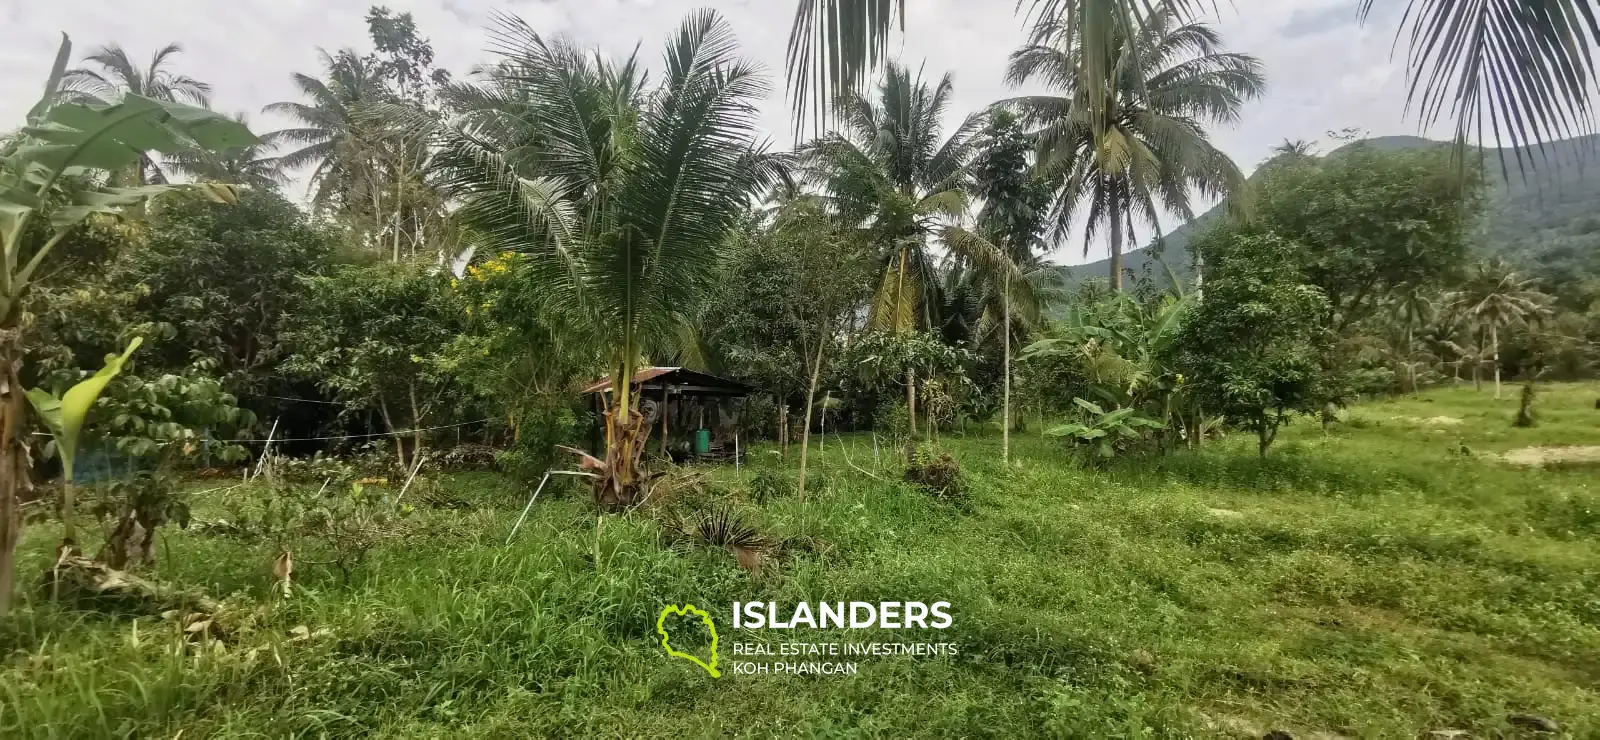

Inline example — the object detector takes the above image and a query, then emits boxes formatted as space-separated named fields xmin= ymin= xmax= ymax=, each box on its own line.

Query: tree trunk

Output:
xmin=778 ymin=403 xmax=789 ymax=458
xmin=378 ymin=397 xmax=406 ymax=470
xmin=1002 ymin=269 xmax=1011 ymax=466
xmin=1491 ymin=323 xmax=1501 ymax=400
xmin=594 ymin=367 xmax=651 ymax=510
xmin=1257 ymin=414 xmax=1273 ymax=457
xmin=797 ymin=330 xmax=829 ymax=501
xmin=906 ymin=367 xmax=917 ymax=436
xmin=0 ymin=337 xmax=25 ymax=616
xmin=1109 ymin=205 xmax=1124 ymax=292
xmin=408 ymin=380 xmax=425 ymax=469
xmin=1406 ymin=325 xmax=1417 ymax=393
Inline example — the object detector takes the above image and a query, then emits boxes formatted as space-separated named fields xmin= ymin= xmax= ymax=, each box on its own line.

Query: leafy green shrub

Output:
xmin=875 ymin=400 xmax=911 ymax=440
xmin=297 ymin=481 xmax=418 ymax=582
xmin=1047 ymin=398 xmax=1165 ymax=461
xmin=904 ymin=443 xmax=965 ymax=500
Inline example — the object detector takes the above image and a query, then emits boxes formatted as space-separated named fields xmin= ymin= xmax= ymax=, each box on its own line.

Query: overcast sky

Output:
xmin=1 ymin=0 xmax=1444 ymax=265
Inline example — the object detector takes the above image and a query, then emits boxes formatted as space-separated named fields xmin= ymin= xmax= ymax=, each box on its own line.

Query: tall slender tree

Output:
xmin=973 ymin=109 xmax=1051 ymax=462
xmin=1004 ymin=5 xmax=1263 ymax=291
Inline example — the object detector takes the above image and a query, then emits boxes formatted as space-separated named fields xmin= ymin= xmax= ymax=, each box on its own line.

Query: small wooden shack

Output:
xmin=582 ymin=367 xmax=751 ymax=462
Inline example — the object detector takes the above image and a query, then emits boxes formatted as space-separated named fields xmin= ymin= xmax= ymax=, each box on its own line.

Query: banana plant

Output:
xmin=26 ymin=337 xmax=143 ymax=544
xmin=1046 ymin=397 xmax=1164 ymax=460
xmin=0 ymin=34 xmax=255 ymax=614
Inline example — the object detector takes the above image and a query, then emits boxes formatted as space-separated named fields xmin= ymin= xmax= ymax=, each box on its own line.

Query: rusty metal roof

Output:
xmin=581 ymin=367 xmax=750 ymax=396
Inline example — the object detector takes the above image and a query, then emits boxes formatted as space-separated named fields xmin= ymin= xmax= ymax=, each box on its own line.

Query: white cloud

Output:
xmin=1 ymin=0 xmax=1454 ymax=264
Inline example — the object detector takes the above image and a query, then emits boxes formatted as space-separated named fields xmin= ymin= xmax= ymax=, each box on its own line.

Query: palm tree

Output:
xmin=787 ymin=1 xmax=1599 ymax=167
xmin=61 ymin=43 xmax=212 ymax=184
xmin=1273 ymin=139 xmax=1317 ymax=157
xmin=1388 ymin=283 xmax=1437 ymax=392
xmin=163 ymin=113 xmax=287 ymax=191
xmin=262 ymin=51 xmax=388 ymax=212
xmin=420 ymin=10 xmax=769 ymax=507
xmin=802 ymin=63 xmax=981 ymax=333
xmin=800 ymin=64 xmax=1017 ymax=431
xmin=1004 ymin=6 xmax=1263 ymax=291
xmin=1451 ymin=259 xmax=1552 ymax=399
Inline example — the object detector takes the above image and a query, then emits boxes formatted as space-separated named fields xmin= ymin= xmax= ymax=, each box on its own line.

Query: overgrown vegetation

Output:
xmin=2 ymin=1 xmax=1598 ymax=736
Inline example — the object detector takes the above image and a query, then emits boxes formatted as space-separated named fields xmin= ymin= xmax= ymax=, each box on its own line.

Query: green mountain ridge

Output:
xmin=1056 ymin=133 xmax=1600 ymax=287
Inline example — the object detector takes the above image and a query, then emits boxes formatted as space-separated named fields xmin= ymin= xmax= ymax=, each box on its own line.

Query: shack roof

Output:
xmin=581 ymin=367 xmax=751 ymax=397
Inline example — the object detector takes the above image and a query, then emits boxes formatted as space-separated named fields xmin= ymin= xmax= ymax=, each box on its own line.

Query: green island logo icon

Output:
xmin=656 ymin=604 xmax=721 ymax=678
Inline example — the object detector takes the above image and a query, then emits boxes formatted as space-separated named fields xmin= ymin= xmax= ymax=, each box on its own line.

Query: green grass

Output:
xmin=3 ymin=383 xmax=1598 ymax=738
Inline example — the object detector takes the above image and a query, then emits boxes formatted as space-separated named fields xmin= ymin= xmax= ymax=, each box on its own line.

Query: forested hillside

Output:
xmin=1061 ymin=134 xmax=1600 ymax=287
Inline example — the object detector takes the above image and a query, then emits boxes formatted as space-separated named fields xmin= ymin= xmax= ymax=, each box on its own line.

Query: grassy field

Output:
xmin=2 ymin=383 xmax=1597 ymax=738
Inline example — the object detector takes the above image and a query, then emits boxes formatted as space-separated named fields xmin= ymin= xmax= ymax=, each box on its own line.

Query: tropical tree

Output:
xmin=263 ymin=51 xmax=388 ymax=213
xmin=0 ymin=36 xmax=255 ymax=613
xmin=1387 ymin=282 xmax=1437 ymax=392
xmin=61 ymin=43 xmax=212 ymax=185
xmin=1451 ymin=259 xmax=1552 ymax=399
xmin=801 ymin=64 xmax=1018 ymax=432
xmin=972 ymin=109 xmax=1052 ymax=461
xmin=803 ymin=63 xmax=979 ymax=332
xmin=163 ymin=114 xmax=288 ymax=191
xmin=419 ymin=10 xmax=771 ymax=507
xmin=786 ymin=1 xmax=1600 ymax=168
xmin=1174 ymin=232 xmax=1329 ymax=457
xmin=1004 ymin=5 xmax=1263 ymax=291
xmin=1272 ymin=139 xmax=1317 ymax=158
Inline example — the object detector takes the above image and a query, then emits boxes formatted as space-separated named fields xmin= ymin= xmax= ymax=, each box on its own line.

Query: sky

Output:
xmin=0 ymin=0 xmax=1446 ymax=266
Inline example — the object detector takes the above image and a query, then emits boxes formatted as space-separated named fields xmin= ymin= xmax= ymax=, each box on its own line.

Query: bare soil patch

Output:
xmin=1501 ymin=445 xmax=1600 ymax=467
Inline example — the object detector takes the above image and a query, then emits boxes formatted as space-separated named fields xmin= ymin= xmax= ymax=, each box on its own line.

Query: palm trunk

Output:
xmin=797 ymin=327 xmax=829 ymax=501
xmin=1406 ymin=325 xmax=1416 ymax=393
xmin=598 ymin=360 xmax=649 ymax=510
xmin=779 ymin=403 xmax=789 ymax=458
xmin=1002 ymin=269 xmax=1011 ymax=465
xmin=1491 ymin=323 xmax=1501 ymax=400
xmin=1109 ymin=205 xmax=1124 ymax=292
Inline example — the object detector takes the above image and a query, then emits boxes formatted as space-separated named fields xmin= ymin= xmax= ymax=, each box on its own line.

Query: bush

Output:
xmin=904 ymin=443 xmax=965 ymax=500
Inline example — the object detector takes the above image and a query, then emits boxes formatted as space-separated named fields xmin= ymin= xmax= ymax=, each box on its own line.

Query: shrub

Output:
xmin=904 ymin=443 xmax=965 ymax=500
xmin=1514 ymin=382 xmax=1537 ymax=427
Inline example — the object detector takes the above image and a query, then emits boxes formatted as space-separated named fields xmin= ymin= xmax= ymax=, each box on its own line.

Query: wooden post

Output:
xmin=659 ymin=384 xmax=670 ymax=457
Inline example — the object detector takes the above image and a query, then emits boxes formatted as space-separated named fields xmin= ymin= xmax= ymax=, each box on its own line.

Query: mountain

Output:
xmin=1054 ymin=134 xmax=1600 ymax=288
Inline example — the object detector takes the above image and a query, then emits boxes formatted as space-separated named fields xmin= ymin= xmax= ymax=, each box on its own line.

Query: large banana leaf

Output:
xmin=26 ymin=337 xmax=143 ymax=482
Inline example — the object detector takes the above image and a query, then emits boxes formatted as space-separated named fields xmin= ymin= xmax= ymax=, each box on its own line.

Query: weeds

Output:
xmin=1 ymin=383 xmax=1598 ymax=737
